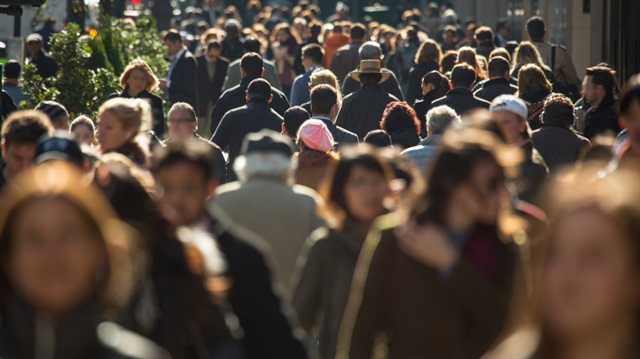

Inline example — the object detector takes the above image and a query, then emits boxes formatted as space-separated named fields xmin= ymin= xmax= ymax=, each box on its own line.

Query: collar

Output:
xmin=240 ymin=74 xmax=261 ymax=87
xmin=447 ymin=87 xmax=474 ymax=96
xmin=172 ymin=47 xmax=186 ymax=61
xmin=311 ymin=116 xmax=335 ymax=125
xmin=306 ymin=65 xmax=323 ymax=74
xmin=419 ymin=134 xmax=442 ymax=146
xmin=485 ymin=77 xmax=511 ymax=86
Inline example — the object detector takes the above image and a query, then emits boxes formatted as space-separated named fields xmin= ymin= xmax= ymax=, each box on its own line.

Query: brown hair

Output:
xmin=516 ymin=64 xmax=552 ymax=98
xmin=119 ymin=58 xmax=159 ymax=92
xmin=414 ymin=39 xmax=442 ymax=65
xmin=440 ymin=50 xmax=458 ymax=74
xmin=1 ymin=110 xmax=53 ymax=148
xmin=457 ymin=46 xmax=487 ymax=80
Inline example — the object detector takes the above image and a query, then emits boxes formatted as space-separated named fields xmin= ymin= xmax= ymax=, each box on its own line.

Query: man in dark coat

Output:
xmin=430 ymin=64 xmax=491 ymax=116
xmin=341 ymin=41 xmax=405 ymax=101
xmin=583 ymin=65 xmax=621 ymax=139
xmin=210 ymin=53 xmax=289 ymax=134
xmin=474 ymin=56 xmax=518 ymax=102
xmin=160 ymin=30 xmax=198 ymax=110
xmin=220 ymin=19 xmax=244 ymax=62
xmin=212 ymin=79 xmax=284 ymax=181
xmin=25 ymin=33 xmax=58 ymax=79
xmin=474 ymin=26 xmax=496 ymax=59
xmin=310 ymin=85 xmax=359 ymax=145
xmin=153 ymin=140 xmax=308 ymax=359
xmin=196 ymin=41 xmax=229 ymax=138
xmin=532 ymin=94 xmax=591 ymax=173
xmin=329 ymin=24 xmax=366 ymax=86
xmin=293 ymin=23 xmax=322 ymax=75
xmin=335 ymin=60 xmax=398 ymax=139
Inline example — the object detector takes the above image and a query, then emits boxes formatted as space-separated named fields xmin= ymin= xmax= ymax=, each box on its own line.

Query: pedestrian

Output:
xmin=282 ymin=106 xmax=311 ymax=143
xmin=474 ymin=56 xmax=518 ymax=102
xmin=406 ymin=40 xmax=442 ymax=106
xmin=70 ymin=115 xmax=96 ymax=146
xmin=330 ymin=24 xmax=366 ymax=86
xmin=294 ymin=119 xmax=338 ymax=192
xmin=494 ymin=20 xmax=510 ymax=47
xmin=211 ymin=53 xmax=289 ymax=134
xmin=222 ymin=37 xmax=283 ymax=92
xmin=310 ymin=85 xmax=358 ymax=145
xmin=614 ymin=74 xmax=640 ymax=172
xmin=413 ymin=71 xmax=451 ymax=136
xmin=532 ymin=93 xmax=591 ymax=173
xmin=0 ymin=162 xmax=170 ymax=358
xmin=96 ymin=98 xmax=151 ymax=168
xmin=221 ymin=19 xmax=244 ymax=62
xmin=511 ymin=41 xmax=554 ymax=82
xmin=474 ymin=26 xmax=496 ymax=59
xmin=335 ymin=60 xmax=399 ymax=139
xmin=322 ymin=25 xmax=350 ymax=69
xmin=582 ymin=65 xmax=621 ymax=139
xmin=272 ymin=23 xmax=300 ymax=98
xmin=291 ymin=147 xmax=392 ymax=359
xmin=0 ymin=110 xmax=53 ymax=189
xmin=294 ymin=22 xmax=322 ymax=75
xmin=34 ymin=100 xmax=69 ymax=131
xmin=35 ymin=16 xmax=58 ymax=52
xmin=516 ymin=64 xmax=553 ymax=130
xmin=456 ymin=46 xmax=486 ymax=83
xmin=159 ymin=30 xmax=198 ymax=110
xmin=379 ymin=101 xmax=422 ymax=149
xmin=363 ymin=130 xmax=392 ymax=148
xmin=290 ymin=44 xmax=324 ymax=106
xmin=337 ymin=128 xmax=520 ymax=359
xmin=196 ymin=41 xmax=229 ymax=138
xmin=430 ymin=63 xmax=491 ymax=116
xmin=214 ymin=130 xmax=325 ymax=287
xmin=109 ymin=59 xmax=166 ymax=139
xmin=25 ymin=33 xmax=58 ymax=79
xmin=300 ymin=69 xmax=342 ymax=114
xmin=2 ymin=60 xmax=28 ymax=105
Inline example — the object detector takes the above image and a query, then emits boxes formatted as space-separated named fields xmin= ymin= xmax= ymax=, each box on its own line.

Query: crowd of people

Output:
xmin=0 ymin=1 xmax=639 ymax=358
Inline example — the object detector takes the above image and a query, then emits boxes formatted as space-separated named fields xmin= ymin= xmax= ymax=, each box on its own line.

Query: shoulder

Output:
xmin=98 ymin=322 xmax=171 ymax=359
xmin=107 ymin=92 xmax=122 ymax=99
xmin=271 ymin=87 xmax=288 ymax=98
xmin=216 ymin=181 xmax=242 ymax=196
xmin=292 ymin=184 xmax=322 ymax=204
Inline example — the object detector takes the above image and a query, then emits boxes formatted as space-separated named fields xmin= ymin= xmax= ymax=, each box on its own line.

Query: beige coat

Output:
xmin=532 ymin=41 xmax=582 ymax=89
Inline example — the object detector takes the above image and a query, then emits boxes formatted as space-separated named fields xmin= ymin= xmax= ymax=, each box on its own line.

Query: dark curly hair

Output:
xmin=379 ymin=101 xmax=421 ymax=135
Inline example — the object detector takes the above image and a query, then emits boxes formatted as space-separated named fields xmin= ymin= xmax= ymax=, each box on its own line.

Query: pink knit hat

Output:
xmin=298 ymin=119 xmax=334 ymax=152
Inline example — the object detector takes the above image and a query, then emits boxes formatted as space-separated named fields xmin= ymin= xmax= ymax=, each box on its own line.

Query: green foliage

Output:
xmin=110 ymin=15 xmax=169 ymax=78
xmin=19 ymin=64 xmax=58 ymax=110
xmin=99 ymin=16 xmax=127 ymax=76
xmin=87 ymin=36 xmax=114 ymax=73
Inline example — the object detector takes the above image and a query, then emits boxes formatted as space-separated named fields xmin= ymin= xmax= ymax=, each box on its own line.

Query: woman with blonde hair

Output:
xmin=407 ymin=39 xmax=443 ymax=105
xmin=517 ymin=64 xmax=553 ymax=129
xmin=96 ymin=97 xmax=152 ymax=167
xmin=457 ymin=46 xmax=486 ymax=83
xmin=511 ymin=41 xmax=553 ymax=82
xmin=301 ymin=69 xmax=343 ymax=114
xmin=109 ymin=58 xmax=165 ymax=139
xmin=0 ymin=161 xmax=169 ymax=358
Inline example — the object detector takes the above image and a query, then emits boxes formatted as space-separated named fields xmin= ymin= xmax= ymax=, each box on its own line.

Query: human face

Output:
xmin=443 ymin=30 xmax=457 ymax=45
xmin=164 ymin=39 xmax=181 ymax=56
xmin=621 ymin=99 xmax=640 ymax=151
xmin=167 ymin=109 xmax=197 ymax=140
xmin=7 ymin=198 xmax=106 ymax=316
xmin=452 ymin=160 xmax=507 ymax=225
xmin=493 ymin=110 xmax=526 ymax=144
xmin=27 ymin=41 xmax=42 ymax=57
xmin=542 ymin=207 xmax=640 ymax=341
xmin=343 ymin=165 xmax=389 ymax=224
xmin=1 ymin=142 xmax=37 ymax=180
xmin=277 ymin=29 xmax=290 ymax=43
xmin=53 ymin=115 xmax=70 ymax=132
xmin=97 ymin=110 xmax=131 ymax=152
xmin=126 ymin=68 xmax=149 ymax=96
xmin=155 ymin=163 xmax=216 ymax=228
xmin=71 ymin=124 xmax=95 ymax=146
xmin=207 ymin=47 xmax=220 ymax=63
xmin=584 ymin=76 xmax=604 ymax=106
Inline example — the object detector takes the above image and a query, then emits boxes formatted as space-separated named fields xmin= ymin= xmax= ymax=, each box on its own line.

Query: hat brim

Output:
xmin=350 ymin=70 xmax=391 ymax=83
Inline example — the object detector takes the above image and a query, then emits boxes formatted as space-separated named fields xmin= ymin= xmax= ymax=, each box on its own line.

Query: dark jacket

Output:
xmin=335 ymin=83 xmax=399 ymax=139
xmin=221 ymin=37 xmax=244 ymax=62
xmin=329 ymin=41 xmax=364 ymax=86
xmin=342 ymin=68 xmax=405 ymax=101
xmin=520 ymin=90 xmax=551 ymax=131
xmin=430 ymin=88 xmax=491 ymax=116
xmin=413 ymin=90 xmax=442 ymax=138
xmin=389 ymin=129 xmax=421 ymax=149
xmin=518 ymin=140 xmax=549 ymax=204
xmin=168 ymin=49 xmax=198 ymax=109
xmin=476 ymin=42 xmax=496 ymax=59
xmin=212 ymin=100 xmax=284 ymax=181
xmin=311 ymin=116 xmax=359 ymax=146
xmin=163 ymin=133 xmax=227 ymax=184
xmin=338 ymin=214 xmax=517 ymax=359
xmin=1 ymin=90 xmax=17 ymax=122
xmin=294 ymin=37 xmax=321 ymax=75
xmin=196 ymin=55 xmax=229 ymax=116
xmin=532 ymin=124 xmax=591 ymax=173
xmin=406 ymin=60 xmax=440 ymax=105
xmin=109 ymin=89 xmax=166 ymax=138
xmin=473 ymin=78 xmax=518 ymax=103
xmin=206 ymin=207 xmax=308 ymax=359
xmin=104 ymin=141 xmax=148 ymax=168
xmin=210 ymin=75 xmax=290 ymax=134
xmin=584 ymin=94 xmax=621 ymax=139
xmin=29 ymin=51 xmax=58 ymax=79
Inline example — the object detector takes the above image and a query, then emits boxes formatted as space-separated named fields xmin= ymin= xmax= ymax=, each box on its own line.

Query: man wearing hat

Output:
xmin=490 ymin=94 xmax=548 ymax=204
xmin=35 ymin=131 xmax=86 ymax=170
xmin=26 ymin=33 xmax=59 ymax=79
xmin=213 ymin=129 xmax=324 ymax=289
xmin=335 ymin=59 xmax=399 ymax=139
xmin=212 ymin=78 xmax=284 ymax=182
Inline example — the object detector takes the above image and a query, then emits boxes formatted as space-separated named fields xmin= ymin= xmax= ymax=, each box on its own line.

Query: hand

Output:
xmin=395 ymin=221 xmax=459 ymax=271
xmin=158 ymin=78 xmax=167 ymax=90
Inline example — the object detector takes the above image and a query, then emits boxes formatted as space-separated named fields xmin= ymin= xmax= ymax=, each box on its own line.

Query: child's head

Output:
xmin=70 ymin=115 xmax=96 ymax=146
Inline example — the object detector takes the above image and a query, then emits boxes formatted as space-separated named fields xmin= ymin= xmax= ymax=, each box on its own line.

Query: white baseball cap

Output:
xmin=490 ymin=95 xmax=528 ymax=119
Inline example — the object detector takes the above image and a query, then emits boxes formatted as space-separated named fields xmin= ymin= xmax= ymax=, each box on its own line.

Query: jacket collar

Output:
xmin=446 ymin=87 xmax=474 ymax=96
xmin=239 ymin=74 xmax=262 ymax=88
xmin=419 ymin=134 xmax=442 ymax=146
xmin=484 ymin=77 xmax=511 ymax=87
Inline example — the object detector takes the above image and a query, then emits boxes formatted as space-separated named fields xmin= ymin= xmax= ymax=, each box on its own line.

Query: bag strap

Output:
xmin=551 ymin=45 xmax=557 ymax=72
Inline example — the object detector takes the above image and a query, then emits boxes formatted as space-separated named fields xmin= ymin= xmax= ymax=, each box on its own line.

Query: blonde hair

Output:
xmin=516 ymin=64 xmax=552 ymax=98
xmin=119 ymin=58 xmax=159 ymax=92
xmin=309 ymin=69 xmax=343 ymax=110
xmin=414 ymin=39 xmax=442 ymax=65
xmin=99 ymin=98 xmax=152 ymax=149
xmin=457 ymin=46 xmax=486 ymax=80
xmin=512 ymin=42 xmax=550 ymax=74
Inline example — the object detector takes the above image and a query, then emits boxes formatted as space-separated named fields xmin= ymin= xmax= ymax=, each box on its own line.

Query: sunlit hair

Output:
xmin=70 ymin=115 xmax=96 ymax=134
xmin=233 ymin=152 xmax=297 ymax=184
xmin=512 ymin=41 xmax=549 ymax=74
xmin=119 ymin=58 xmax=159 ymax=92
xmin=0 ymin=162 xmax=134 ymax=312
xmin=440 ymin=50 xmax=458 ymax=73
xmin=415 ymin=39 xmax=442 ymax=65
xmin=457 ymin=46 xmax=486 ymax=80
xmin=99 ymin=98 xmax=152 ymax=144
xmin=309 ymin=69 xmax=343 ymax=110
xmin=380 ymin=101 xmax=421 ymax=135
xmin=516 ymin=64 xmax=552 ymax=98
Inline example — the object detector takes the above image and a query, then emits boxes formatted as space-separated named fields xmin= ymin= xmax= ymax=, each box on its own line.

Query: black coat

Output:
xmin=532 ymin=124 xmax=591 ymax=173
xmin=476 ymin=42 xmax=495 ymax=59
xmin=521 ymin=90 xmax=551 ymax=131
xmin=430 ymin=88 xmax=491 ymax=116
xmin=211 ymin=100 xmax=284 ymax=181
xmin=206 ymin=208 xmax=308 ymax=359
xmin=519 ymin=140 xmax=549 ymax=204
xmin=473 ymin=78 xmax=518 ymax=103
xmin=109 ymin=89 xmax=166 ymax=138
xmin=221 ymin=38 xmax=244 ymax=63
xmin=312 ymin=116 xmax=359 ymax=145
xmin=1 ymin=90 xmax=17 ymax=122
xmin=29 ymin=51 xmax=58 ymax=79
xmin=413 ymin=90 xmax=442 ymax=138
xmin=341 ymin=69 xmax=405 ymax=101
xmin=584 ymin=94 xmax=621 ymax=139
xmin=336 ymin=83 xmax=399 ymax=139
xmin=163 ymin=133 xmax=227 ymax=184
xmin=196 ymin=56 xmax=229 ymax=116
xmin=406 ymin=60 xmax=440 ymax=105
xmin=210 ymin=75 xmax=290 ymax=134
xmin=390 ymin=129 xmax=421 ymax=149
xmin=168 ymin=49 xmax=198 ymax=109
